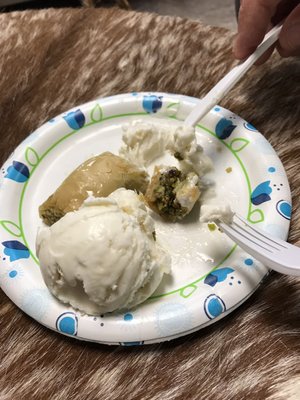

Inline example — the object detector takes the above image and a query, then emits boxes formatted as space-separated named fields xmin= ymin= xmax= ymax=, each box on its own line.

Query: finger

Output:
xmin=271 ymin=0 xmax=300 ymax=25
xmin=233 ymin=0 xmax=282 ymax=59
xmin=252 ymin=20 xmax=275 ymax=64
xmin=277 ymin=4 xmax=300 ymax=57
xmin=255 ymin=44 xmax=276 ymax=64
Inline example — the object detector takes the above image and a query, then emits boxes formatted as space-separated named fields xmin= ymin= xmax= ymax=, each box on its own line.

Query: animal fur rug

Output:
xmin=0 ymin=6 xmax=299 ymax=400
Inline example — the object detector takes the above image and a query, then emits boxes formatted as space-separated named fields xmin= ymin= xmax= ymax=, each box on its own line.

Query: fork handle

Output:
xmin=184 ymin=23 xmax=283 ymax=127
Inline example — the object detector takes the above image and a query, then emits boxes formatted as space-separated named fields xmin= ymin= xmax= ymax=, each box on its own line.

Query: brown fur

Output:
xmin=0 ymin=7 xmax=300 ymax=400
xmin=83 ymin=0 xmax=131 ymax=9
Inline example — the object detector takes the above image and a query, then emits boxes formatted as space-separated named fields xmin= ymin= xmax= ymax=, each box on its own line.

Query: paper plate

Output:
xmin=0 ymin=93 xmax=291 ymax=345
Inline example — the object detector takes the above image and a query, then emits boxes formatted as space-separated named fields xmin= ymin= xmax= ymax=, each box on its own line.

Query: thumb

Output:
xmin=278 ymin=5 xmax=300 ymax=57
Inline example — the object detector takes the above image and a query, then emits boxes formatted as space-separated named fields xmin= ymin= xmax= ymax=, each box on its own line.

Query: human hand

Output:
xmin=233 ymin=0 xmax=300 ymax=63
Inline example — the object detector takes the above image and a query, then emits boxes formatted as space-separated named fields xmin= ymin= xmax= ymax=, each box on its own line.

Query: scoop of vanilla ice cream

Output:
xmin=120 ymin=121 xmax=212 ymax=176
xmin=120 ymin=121 xmax=173 ymax=167
xmin=36 ymin=188 xmax=171 ymax=315
xmin=169 ymin=124 xmax=212 ymax=177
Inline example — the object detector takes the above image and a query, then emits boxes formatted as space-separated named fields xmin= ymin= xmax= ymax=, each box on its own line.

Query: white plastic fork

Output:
xmin=218 ymin=214 xmax=300 ymax=276
xmin=185 ymin=23 xmax=283 ymax=127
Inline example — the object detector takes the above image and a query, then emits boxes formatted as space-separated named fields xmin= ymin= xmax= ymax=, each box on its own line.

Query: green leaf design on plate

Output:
xmin=0 ymin=220 xmax=22 ymax=237
xmin=166 ymin=102 xmax=180 ymax=118
xmin=90 ymin=104 xmax=103 ymax=122
xmin=248 ymin=208 xmax=264 ymax=224
xmin=229 ymin=138 xmax=250 ymax=152
xmin=179 ymin=284 xmax=197 ymax=298
xmin=25 ymin=147 xmax=40 ymax=167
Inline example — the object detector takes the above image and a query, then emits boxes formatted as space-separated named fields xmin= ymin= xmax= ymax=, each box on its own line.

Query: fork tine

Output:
xmin=235 ymin=214 xmax=288 ymax=249
xmin=219 ymin=222 xmax=274 ymax=253
xmin=231 ymin=222 xmax=277 ymax=252
xmin=232 ymin=220 xmax=281 ymax=251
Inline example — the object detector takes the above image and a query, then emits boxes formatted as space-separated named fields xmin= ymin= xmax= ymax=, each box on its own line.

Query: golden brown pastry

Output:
xmin=39 ymin=152 xmax=149 ymax=226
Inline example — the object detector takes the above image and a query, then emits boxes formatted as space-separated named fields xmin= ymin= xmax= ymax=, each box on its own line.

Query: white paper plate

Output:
xmin=0 ymin=93 xmax=291 ymax=345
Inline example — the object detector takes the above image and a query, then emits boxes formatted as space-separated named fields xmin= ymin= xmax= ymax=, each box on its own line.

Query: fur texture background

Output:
xmin=82 ymin=0 xmax=131 ymax=8
xmin=0 ymin=7 xmax=300 ymax=400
